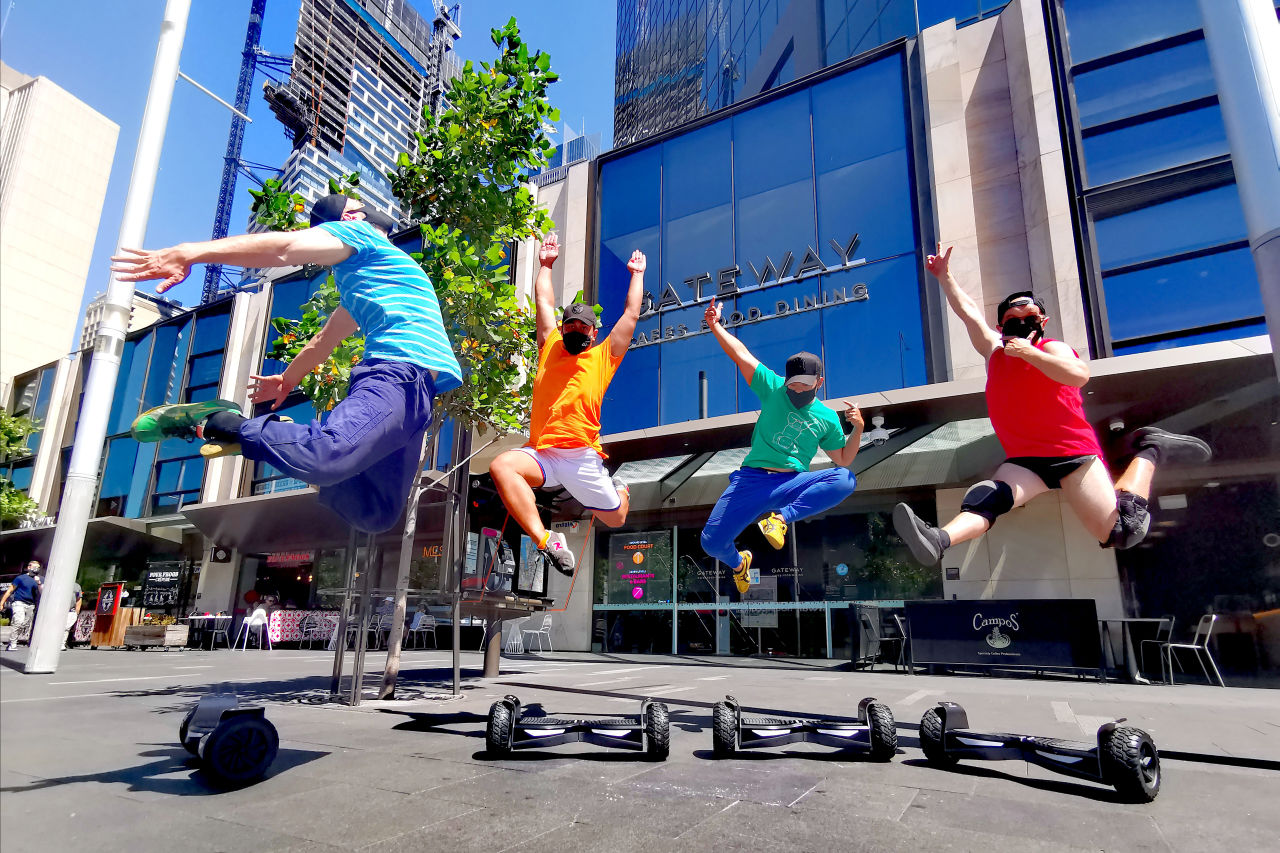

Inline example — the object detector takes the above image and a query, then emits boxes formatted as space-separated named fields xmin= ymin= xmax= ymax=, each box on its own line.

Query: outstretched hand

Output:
xmin=248 ymin=373 xmax=294 ymax=410
xmin=111 ymin=246 xmax=191 ymax=292
xmin=704 ymin=296 xmax=723 ymax=329
xmin=840 ymin=400 xmax=864 ymax=433
xmin=925 ymin=243 xmax=953 ymax=280
xmin=627 ymin=250 xmax=646 ymax=274
xmin=538 ymin=232 xmax=559 ymax=267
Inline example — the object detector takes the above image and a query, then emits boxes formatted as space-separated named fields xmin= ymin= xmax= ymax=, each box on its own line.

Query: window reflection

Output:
xmin=1082 ymin=104 xmax=1228 ymax=188
xmin=1060 ymin=0 xmax=1201 ymax=66
xmin=1072 ymin=39 xmax=1214 ymax=128
xmin=1093 ymin=183 xmax=1247 ymax=271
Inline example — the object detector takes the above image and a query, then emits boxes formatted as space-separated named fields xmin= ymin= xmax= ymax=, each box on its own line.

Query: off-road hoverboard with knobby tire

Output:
xmin=486 ymin=694 xmax=670 ymax=760
xmin=179 ymin=694 xmax=279 ymax=787
xmin=918 ymin=701 xmax=1160 ymax=802
xmin=712 ymin=695 xmax=897 ymax=760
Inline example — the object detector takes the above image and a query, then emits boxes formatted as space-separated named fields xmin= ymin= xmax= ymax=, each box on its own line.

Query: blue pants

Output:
xmin=239 ymin=359 xmax=435 ymax=533
xmin=700 ymin=467 xmax=858 ymax=568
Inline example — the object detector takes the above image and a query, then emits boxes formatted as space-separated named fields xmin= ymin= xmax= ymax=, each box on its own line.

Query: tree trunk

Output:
xmin=449 ymin=426 xmax=473 ymax=696
xmin=376 ymin=423 xmax=438 ymax=700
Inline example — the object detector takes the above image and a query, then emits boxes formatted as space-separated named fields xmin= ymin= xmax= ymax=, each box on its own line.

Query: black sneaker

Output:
xmin=893 ymin=503 xmax=946 ymax=567
xmin=1128 ymin=427 xmax=1212 ymax=466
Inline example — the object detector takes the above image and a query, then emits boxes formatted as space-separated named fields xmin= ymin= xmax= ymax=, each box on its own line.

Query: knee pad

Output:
xmin=1105 ymin=490 xmax=1150 ymax=550
xmin=961 ymin=479 xmax=1014 ymax=527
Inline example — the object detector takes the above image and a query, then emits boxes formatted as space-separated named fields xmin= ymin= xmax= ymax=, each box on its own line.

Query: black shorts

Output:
xmin=1003 ymin=455 xmax=1098 ymax=489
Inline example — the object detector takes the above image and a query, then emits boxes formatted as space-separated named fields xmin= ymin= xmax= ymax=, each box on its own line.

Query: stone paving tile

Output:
xmin=291 ymin=748 xmax=495 ymax=794
xmin=504 ymin=819 xmax=683 ymax=853
xmin=359 ymin=802 xmax=575 ymax=853
xmin=0 ymin=783 xmax=311 ymax=853
xmin=610 ymin=759 xmax=827 ymax=807
xmin=211 ymin=781 xmax=477 ymax=847
xmin=786 ymin=773 xmax=921 ymax=821
xmin=899 ymin=789 xmax=1170 ymax=851
xmin=569 ymin=787 xmax=736 ymax=839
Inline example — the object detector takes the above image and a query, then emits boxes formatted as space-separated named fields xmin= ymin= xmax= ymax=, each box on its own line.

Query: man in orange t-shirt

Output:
xmin=489 ymin=233 xmax=646 ymax=575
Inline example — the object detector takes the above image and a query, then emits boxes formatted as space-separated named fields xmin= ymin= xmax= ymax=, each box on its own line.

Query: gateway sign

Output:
xmin=630 ymin=234 xmax=868 ymax=348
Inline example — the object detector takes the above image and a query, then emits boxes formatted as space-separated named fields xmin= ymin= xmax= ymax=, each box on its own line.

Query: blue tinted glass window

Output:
xmin=106 ymin=337 xmax=153 ymax=436
xmin=917 ymin=1 xmax=981 ymax=29
xmin=187 ymin=353 xmax=222 ymax=389
xmin=599 ymin=145 xmax=661 ymax=241
xmin=1102 ymin=247 xmax=1262 ymax=342
xmin=141 ymin=322 xmax=182 ymax=410
xmin=33 ymin=366 xmax=56 ymax=420
xmin=155 ymin=460 xmax=181 ymax=493
xmin=180 ymin=457 xmax=206 ymax=491
xmin=850 ymin=0 xmax=915 ymax=57
xmin=99 ymin=437 xmax=137 ymax=499
xmin=602 ymin=343 xmax=660 ymax=433
xmin=1072 ymin=39 xmax=1214 ymax=128
xmin=1081 ymin=104 xmax=1228 ymax=188
xmin=1113 ymin=321 xmax=1268 ymax=355
xmin=1061 ymin=0 xmax=1202 ymax=66
xmin=734 ymin=92 xmax=815 ymax=281
xmin=821 ymin=256 xmax=928 ymax=397
xmin=8 ymin=463 xmax=33 ymax=491
xmin=735 ymin=290 xmax=823 ymax=410
xmin=663 ymin=121 xmax=733 ymax=302
xmin=1093 ymin=184 xmax=1247 ymax=270
xmin=657 ymin=307 xmax=738 ymax=425
xmin=191 ymin=310 xmax=229 ymax=355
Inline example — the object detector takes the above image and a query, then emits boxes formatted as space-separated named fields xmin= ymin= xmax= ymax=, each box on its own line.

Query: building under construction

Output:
xmin=256 ymin=0 xmax=461 ymax=230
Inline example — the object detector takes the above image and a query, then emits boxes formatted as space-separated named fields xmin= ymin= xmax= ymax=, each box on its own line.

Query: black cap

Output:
xmin=996 ymin=291 xmax=1046 ymax=324
xmin=562 ymin=302 xmax=601 ymax=328
xmin=785 ymin=351 xmax=823 ymax=385
xmin=309 ymin=193 xmax=351 ymax=227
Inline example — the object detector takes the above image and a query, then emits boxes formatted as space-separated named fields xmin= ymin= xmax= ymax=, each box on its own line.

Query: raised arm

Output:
xmin=1002 ymin=337 xmax=1091 ymax=387
xmin=927 ymin=244 xmax=1001 ymax=360
xmin=248 ymin=307 xmax=360 ymax=410
xmin=112 ymin=228 xmax=355 ymax=293
xmin=608 ymin=250 xmax=647 ymax=357
xmin=704 ymin=296 xmax=759 ymax=383
xmin=533 ymin=233 xmax=559 ymax=352
xmin=824 ymin=401 xmax=865 ymax=467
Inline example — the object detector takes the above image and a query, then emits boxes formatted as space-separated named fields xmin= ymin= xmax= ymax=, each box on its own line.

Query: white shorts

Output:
xmin=519 ymin=446 xmax=621 ymax=512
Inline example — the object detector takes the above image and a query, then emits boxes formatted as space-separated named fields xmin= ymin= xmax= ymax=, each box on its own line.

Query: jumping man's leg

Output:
xmin=701 ymin=469 xmax=787 ymax=593
xmin=1059 ymin=457 xmax=1124 ymax=543
xmin=593 ymin=482 xmax=630 ymax=528
xmin=489 ymin=449 xmax=547 ymax=542
xmin=893 ymin=462 xmax=1050 ymax=566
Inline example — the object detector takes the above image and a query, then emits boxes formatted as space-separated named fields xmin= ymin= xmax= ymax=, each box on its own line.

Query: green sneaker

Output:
xmin=130 ymin=399 xmax=242 ymax=443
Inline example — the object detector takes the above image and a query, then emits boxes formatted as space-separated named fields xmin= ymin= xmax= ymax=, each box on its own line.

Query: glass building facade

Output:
xmin=614 ymin=0 xmax=1010 ymax=147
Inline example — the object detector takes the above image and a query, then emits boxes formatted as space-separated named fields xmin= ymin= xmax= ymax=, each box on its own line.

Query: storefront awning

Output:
xmin=0 ymin=516 xmax=184 ymax=566
xmin=180 ymin=489 xmax=356 ymax=553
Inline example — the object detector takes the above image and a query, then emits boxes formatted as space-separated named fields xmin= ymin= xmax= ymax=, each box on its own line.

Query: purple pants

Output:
xmin=239 ymin=359 xmax=435 ymax=533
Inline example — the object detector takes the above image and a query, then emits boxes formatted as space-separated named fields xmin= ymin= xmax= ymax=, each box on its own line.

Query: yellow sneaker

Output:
xmin=757 ymin=512 xmax=787 ymax=550
xmin=733 ymin=550 xmax=753 ymax=594
xmin=199 ymin=441 xmax=241 ymax=459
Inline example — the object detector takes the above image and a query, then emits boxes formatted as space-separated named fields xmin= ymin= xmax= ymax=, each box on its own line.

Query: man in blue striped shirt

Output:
xmin=114 ymin=194 xmax=462 ymax=533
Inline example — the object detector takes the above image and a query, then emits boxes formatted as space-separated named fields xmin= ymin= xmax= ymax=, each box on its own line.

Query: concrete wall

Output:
xmin=0 ymin=67 xmax=118 ymax=387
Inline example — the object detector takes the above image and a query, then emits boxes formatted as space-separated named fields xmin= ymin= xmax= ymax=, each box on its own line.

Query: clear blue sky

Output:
xmin=0 ymin=0 xmax=616 ymax=314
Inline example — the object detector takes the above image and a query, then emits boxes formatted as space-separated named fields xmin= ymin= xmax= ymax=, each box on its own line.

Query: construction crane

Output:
xmin=201 ymin=0 xmax=293 ymax=304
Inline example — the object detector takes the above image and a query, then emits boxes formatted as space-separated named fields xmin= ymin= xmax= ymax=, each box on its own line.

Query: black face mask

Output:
xmin=562 ymin=331 xmax=592 ymax=355
xmin=1000 ymin=314 xmax=1044 ymax=343
xmin=786 ymin=388 xmax=816 ymax=408
xmin=361 ymin=209 xmax=397 ymax=233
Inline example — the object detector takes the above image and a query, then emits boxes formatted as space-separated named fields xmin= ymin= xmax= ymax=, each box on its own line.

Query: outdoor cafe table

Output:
xmin=268 ymin=609 xmax=340 ymax=644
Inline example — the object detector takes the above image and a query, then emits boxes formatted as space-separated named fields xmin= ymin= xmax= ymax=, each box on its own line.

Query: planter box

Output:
xmin=123 ymin=624 xmax=189 ymax=650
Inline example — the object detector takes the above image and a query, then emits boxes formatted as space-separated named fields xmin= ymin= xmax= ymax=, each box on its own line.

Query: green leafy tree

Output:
xmin=0 ymin=411 xmax=39 ymax=524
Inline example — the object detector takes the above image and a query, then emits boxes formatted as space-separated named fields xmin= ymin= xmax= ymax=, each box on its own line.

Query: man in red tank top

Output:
xmin=893 ymin=245 xmax=1211 ymax=567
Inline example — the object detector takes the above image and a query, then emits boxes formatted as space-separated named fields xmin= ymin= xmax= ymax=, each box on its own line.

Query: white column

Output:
xmin=25 ymin=0 xmax=191 ymax=673
xmin=1197 ymin=0 xmax=1280 ymax=377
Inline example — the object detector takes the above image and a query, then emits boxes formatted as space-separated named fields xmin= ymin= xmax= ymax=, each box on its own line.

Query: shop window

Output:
xmin=1059 ymin=0 xmax=1201 ymax=66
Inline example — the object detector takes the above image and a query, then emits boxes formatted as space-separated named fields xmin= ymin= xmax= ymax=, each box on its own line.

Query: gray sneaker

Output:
xmin=542 ymin=530 xmax=576 ymax=576
xmin=893 ymin=503 xmax=946 ymax=567
xmin=1128 ymin=427 xmax=1212 ymax=466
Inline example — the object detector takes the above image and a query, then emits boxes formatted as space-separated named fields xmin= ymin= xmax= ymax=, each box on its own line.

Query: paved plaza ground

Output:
xmin=1 ymin=645 xmax=1278 ymax=852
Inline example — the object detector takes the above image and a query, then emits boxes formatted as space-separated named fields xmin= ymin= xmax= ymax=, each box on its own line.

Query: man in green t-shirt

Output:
xmin=700 ymin=297 xmax=865 ymax=594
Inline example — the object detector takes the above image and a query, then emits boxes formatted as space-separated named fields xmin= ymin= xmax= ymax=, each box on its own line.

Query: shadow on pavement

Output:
xmin=691 ymin=747 xmax=891 ymax=763
xmin=379 ymin=709 xmax=487 ymax=738
xmin=0 ymin=746 xmax=327 ymax=797
xmin=898 ymin=757 xmax=1122 ymax=803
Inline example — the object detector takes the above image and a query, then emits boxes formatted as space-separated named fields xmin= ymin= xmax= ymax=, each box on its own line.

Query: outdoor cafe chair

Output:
xmin=407 ymin=612 xmax=438 ymax=649
xmin=298 ymin=614 xmax=331 ymax=650
xmin=1138 ymin=615 xmax=1175 ymax=680
xmin=207 ymin=615 xmax=232 ymax=650
xmin=1158 ymin=614 xmax=1225 ymax=687
xmin=522 ymin=613 xmax=554 ymax=652
xmin=892 ymin=614 xmax=911 ymax=672
xmin=236 ymin=608 xmax=272 ymax=651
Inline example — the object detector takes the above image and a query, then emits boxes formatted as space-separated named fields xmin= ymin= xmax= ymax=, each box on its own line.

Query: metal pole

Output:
xmin=329 ymin=528 xmax=359 ymax=697
xmin=1197 ymin=0 xmax=1280 ymax=379
xmin=25 ymin=0 xmax=191 ymax=674
xmin=698 ymin=371 xmax=708 ymax=419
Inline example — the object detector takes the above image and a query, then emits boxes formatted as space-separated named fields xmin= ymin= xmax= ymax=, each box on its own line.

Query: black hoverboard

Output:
xmin=919 ymin=701 xmax=1160 ymax=802
xmin=712 ymin=695 xmax=897 ymax=759
xmin=178 ymin=694 xmax=279 ymax=787
xmin=486 ymin=694 xmax=670 ymax=760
